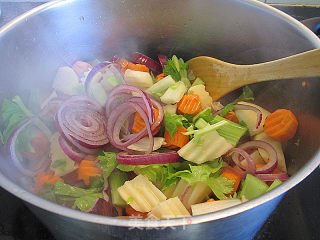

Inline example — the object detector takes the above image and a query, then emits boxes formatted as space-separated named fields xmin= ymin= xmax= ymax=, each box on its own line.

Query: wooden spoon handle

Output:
xmin=239 ymin=48 xmax=320 ymax=85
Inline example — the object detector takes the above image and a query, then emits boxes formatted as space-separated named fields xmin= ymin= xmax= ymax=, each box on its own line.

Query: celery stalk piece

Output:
xmin=178 ymin=130 xmax=232 ymax=164
xmin=195 ymin=118 xmax=209 ymax=129
xmin=146 ymin=75 xmax=175 ymax=97
xmin=124 ymin=69 xmax=153 ymax=90
xmin=191 ymin=77 xmax=205 ymax=87
xmin=239 ymin=174 xmax=269 ymax=200
xmin=212 ymin=115 xmax=248 ymax=147
xmin=191 ymin=199 xmax=241 ymax=216
xmin=160 ymin=81 xmax=187 ymax=104
xmin=266 ymin=179 xmax=282 ymax=192
xmin=163 ymin=104 xmax=177 ymax=114
xmin=110 ymin=171 xmax=128 ymax=206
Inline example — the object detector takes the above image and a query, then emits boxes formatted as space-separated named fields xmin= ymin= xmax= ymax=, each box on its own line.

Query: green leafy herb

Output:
xmin=164 ymin=113 xmax=189 ymax=138
xmin=89 ymin=176 xmax=105 ymax=191
xmin=220 ymin=103 xmax=234 ymax=117
xmin=72 ymin=193 xmax=103 ymax=212
xmin=193 ymin=108 xmax=215 ymax=123
xmin=53 ymin=180 xmax=99 ymax=198
xmin=163 ymin=55 xmax=190 ymax=87
xmin=39 ymin=182 xmax=57 ymax=203
xmin=117 ymin=164 xmax=136 ymax=172
xmin=51 ymin=159 xmax=67 ymax=171
xmin=97 ymin=152 xmax=118 ymax=180
xmin=231 ymin=86 xmax=254 ymax=104
xmin=206 ymin=174 xmax=234 ymax=200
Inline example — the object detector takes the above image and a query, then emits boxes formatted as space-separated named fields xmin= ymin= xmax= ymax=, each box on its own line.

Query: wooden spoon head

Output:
xmin=187 ymin=56 xmax=245 ymax=101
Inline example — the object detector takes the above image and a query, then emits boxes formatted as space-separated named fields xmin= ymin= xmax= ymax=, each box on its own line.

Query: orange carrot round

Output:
xmin=164 ymin=127 xmax=189 ymax=149
xmin=35 ymin=173 xmax=63 ymax=192
xmin=126 ymin=62 xmax=149 ymax=72
xmin=155 ymin=73 xmax=166 ymax=82
xmin=131 ymin=108 xmax=159 ymax=134
xmin=177 ymin=94 xmax=202 ymax=115
xmin=264 ymin=109 xmax=298 ymax=142
xmin=224 ymin=111 xmax=239 ymax=123
xmin=77 ymin=160 xmax=102 ymax=186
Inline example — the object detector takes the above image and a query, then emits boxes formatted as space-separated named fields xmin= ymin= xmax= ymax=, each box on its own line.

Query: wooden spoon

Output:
xmin=187 ymin=48 xmax=320 ymax=101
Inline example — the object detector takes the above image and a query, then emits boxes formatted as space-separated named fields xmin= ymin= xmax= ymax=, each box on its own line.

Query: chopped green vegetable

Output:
xmin=164 ymin=113 xmax=189 ymax=138
xmin=164 ymin=55 xmax=189 ymax=87
xmin=193 ymin=107 xmax=214 ymax=124
xmin=97 ymin=152 xmax=118 ymax=180
xmin=212 ymin=115 xmax=248 ymax=146
xmin=51 ymin=159 xmax=67 ymax=171
xmin=206 ymin=174 xmax=234 ymax=200
xmin=231 ymin=86 xmax=254 ymax=104
xmin=220 ymin=103 xmax=234 ymax=117
xmin=72 ymin=193 xmax=103 ymax=212
xmin=53 ymin=180 xmax=99 ymax=198
xmin=239 ymin=174 xmax=269 ymax=200
xmin=191 ymin=77 xmax=205 ymax=87
xmin=238 ymin=120 xmax=248 ymax=127
xmin=89 ymin=176 xmax=105 ymax=191
xmin=266 ymin=179 xmax=282 ymax=192
xmin=160 ymin=81 xmax=187 ymax=104
xmin=194 ymin=118 xmax=208 ymax=129
xmin=117 ymin=164 xmax=136 ymax=172
xmin=39 ymin=182 xmax=57 ymax=203
xmin=146 ymin=75 xmax=175 ymax=97
xmin=110 ymin=172 xmax=128 ymax=206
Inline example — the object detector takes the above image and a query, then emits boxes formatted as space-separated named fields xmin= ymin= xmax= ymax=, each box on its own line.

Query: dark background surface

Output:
xmin=0 ymin=2 xmax=320 ymax=240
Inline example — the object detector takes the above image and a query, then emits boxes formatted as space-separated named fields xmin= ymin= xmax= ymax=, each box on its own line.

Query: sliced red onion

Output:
xmin=230 ymin=148 xmax=256 ymax=174
xmin=130 ymin=52 xmax=162 ymax=73
xmin=56 ymin=95 xmax=108 ymax=153
xmin=9 ymin=117 xmax=50 ymax=177
xmin=105 ymin=84 xmax=154 ymax=124
xmin=116 ymin=151 xmax=180 ymax=165
xmin=180 ymin=185 xmax=191 ymax=204
xmin=237 ymin=140 xmax=278 ymax=174
xmin=58 ymin=135 xmax=85 ymax=163
xmin=87 ymin=198 xmax=112 ymax=216
xmin=214 ymin=104 xmax=262 ymax=129
xmin=255 ymin=173 xmax=289 ymax=182
xmin=107 ymin=102 xmax=153 ymax=153
xmin=85 ymin=62 xmax=123 ymax=100
xmin=158 ymin=54 xmax=168 ymax=69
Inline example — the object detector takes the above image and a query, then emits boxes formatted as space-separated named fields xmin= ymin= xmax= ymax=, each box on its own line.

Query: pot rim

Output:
xmin=0 ymin=0 xmax=320 ymax=228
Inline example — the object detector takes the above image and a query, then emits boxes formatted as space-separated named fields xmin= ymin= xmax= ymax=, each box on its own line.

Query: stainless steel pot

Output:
xmin=0 ymin=0 xmax=319 ymax=239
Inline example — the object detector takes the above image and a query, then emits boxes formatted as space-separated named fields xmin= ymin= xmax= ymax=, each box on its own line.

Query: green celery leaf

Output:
xmin=39 ymin=182 xmax=57 ymax=203
xmin=220 ymin=104 xmax=234 ymax=117
xmin=53 ymin=180 xmax=99 ymax=198
xmin=51 ymin=159 xmax=67 ymax=171
xmin=206 ymin=174 xmax=234 ymax=200
xmin=116 ymin=164 xmax=136 ymax=172
xmin=89 ymin=176 xmax=105 ymax=191
xmin=73 ymin=193 xmax=103 ymax=212
xmin=193 ymin=108 xmax=215 ymax=123
xmin=164 ymin=113 xmax=187 ymax=138
xmin=163 ymin=55 xmax=189 ymax=82
xmin=97 ymin=152 xmax=118 ymax=180
xmin=232 ymin=86 xmax=254 ymax=104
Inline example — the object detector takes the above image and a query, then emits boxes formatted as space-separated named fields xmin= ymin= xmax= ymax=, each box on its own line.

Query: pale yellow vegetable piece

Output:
xmin=117 ymin=175 xmax=167 ymax=212
xmin=234 ymin=101 xmax=271 ymax=136
xmin=253 ymin=132 xmax=287 ymax=172
xmin=178 ymin=130 xmax=232 ymax=164
xmin=124 ymin=69 xmax=153 ymax=90
xmin=191 ymin=199 xmax=242 ymax=216
xmin=188 ymin=84 xmax=213 ymax=110
xmin=148 ymin=197 xmax=191 ymax=219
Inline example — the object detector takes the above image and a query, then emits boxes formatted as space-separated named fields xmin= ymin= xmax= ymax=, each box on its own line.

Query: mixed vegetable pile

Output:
xmin=0 ymin=52 xmax=299 ymax=219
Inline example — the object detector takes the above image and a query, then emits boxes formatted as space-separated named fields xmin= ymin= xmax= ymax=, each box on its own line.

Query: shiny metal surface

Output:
xmin=0 ymin=0 xmax=319 ymax=239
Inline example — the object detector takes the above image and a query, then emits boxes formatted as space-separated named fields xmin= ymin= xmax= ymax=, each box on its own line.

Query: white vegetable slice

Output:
xmin=188 ymin=84 xmax=213 ymax=110
xmin=191 ymin=199 xmax=242 ymax=216
xmin=52 ymin=66 xmax=79 ymax=96
xmin=124 ymin=69 xmax=153 ymax=90
xmin=234 ymin=101 xmax=270 ymax=136
xmin=163 ymin=104 xmax=177 ymax=114
xmin=178 ymin=130 xmax=232 ymax=164
xmin=127 ymin=137 xmax=165 ymax=152
xmin=49 ymin=132 xmax=76 ymax=176
xmin=148 ymin=197 xmax=190 ymax=219
xmin=253 ymin=132 xmax=287 ymax=172
xmin=117 ymin=174 xmax=167 ymax=212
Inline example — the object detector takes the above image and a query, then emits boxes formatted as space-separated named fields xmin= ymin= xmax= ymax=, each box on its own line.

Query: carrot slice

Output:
xmin=222 ymin=167 xmax=242 ymax=195
xmin=127 ymin=62 xmax=149 ymax=72
xmin=224 ymin=111 xmax=239 ymax=123
xmin=118 ymin=58 xmax=130 ymax=74
xmin=78 ymin=160 xmax=102 ymax=185
xmin=164 ymin=127 xmax=189 ymax=149
xmin=131 ymin=108 xmax=159 ymax=134
xmin=264 ymin=109 xmax=298 ymax=142
xmin=177 ymin=94 xmax=202 ymax=115
xmin=155 ymin=73 xmax=166 ymax=82
xmin=35 ymin=173 xmax=63 ymax=192
xmin=256 ymin=164 xmax=282 ymax=174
